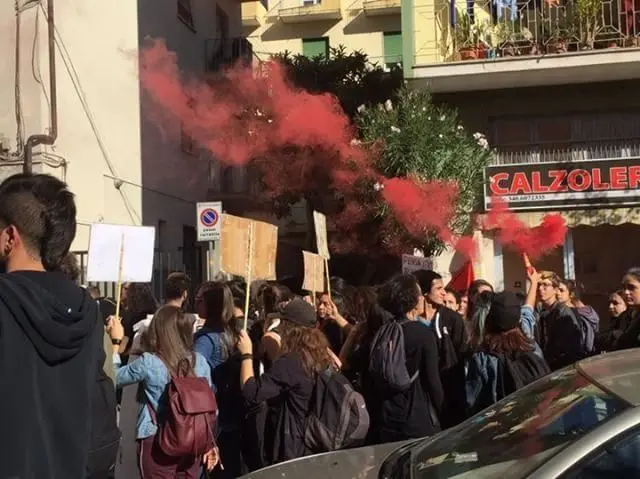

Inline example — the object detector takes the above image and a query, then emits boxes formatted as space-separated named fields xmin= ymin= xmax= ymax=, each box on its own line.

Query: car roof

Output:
xmin=577 ymin=349 xmax=640 ymax=407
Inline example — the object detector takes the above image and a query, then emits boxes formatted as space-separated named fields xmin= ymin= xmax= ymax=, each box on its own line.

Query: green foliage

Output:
xmin=356 ymin=88 xmax=493 ymax=255
xmin=272 ymin=46 xmax=403 ymax=118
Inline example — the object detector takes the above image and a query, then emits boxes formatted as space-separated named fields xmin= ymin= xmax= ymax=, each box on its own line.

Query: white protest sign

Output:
xmin=401 ymin=254 xmax=433 ymax=274
xmin=86 ymin=223 xmax=156 ymax=283
xmin=197 ymin=201 xmax=222 ymax=242
xmin=313 ymin=211 xmax=330 ymax=259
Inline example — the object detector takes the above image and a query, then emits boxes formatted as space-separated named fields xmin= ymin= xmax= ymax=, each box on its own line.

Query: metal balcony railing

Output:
xmin=204 ymin=37 xmax=255 ymax=72
xmin=419 ymin=0 xmax=640 ymax=64
xmin=368 ymin=55 xmax=404 ymax=71
xmin=275 ymin=0 xmax=342 ymax=20
xmin=491 ymin=141 xmax=640 ymax=165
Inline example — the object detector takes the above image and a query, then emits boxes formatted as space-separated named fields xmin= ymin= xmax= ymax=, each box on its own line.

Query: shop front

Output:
xmin=483 ymin=156 xmax=640 ymax=316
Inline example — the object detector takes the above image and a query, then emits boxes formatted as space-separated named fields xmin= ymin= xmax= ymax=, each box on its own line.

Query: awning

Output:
xmin=480 ymin=207 xmax=640 ymax=228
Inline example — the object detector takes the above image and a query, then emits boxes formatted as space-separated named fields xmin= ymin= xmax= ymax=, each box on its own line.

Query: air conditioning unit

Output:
xmin=303 ymin=0 xmax=321 ymax=5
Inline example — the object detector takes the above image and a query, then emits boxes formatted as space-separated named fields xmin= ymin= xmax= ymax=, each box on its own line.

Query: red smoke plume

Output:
xmin=483 ymin=200 xmax=567 ymax=260
xmin=138 ymin=39 xmax=560 ymax=260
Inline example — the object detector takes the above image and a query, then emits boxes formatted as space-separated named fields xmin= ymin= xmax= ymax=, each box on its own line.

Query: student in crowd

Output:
xmin=466 ymin=291 xmax=550 ymax=414
xmin=444 ymin=287 xmax=461 ymax=312
xmin=613 ymin=268 xmax=640 ymax=351
xmin=193 ymin=282 xmax=245 ymax=478
xmin=237 ymin=299 xmax=332 ymax=465
xmin=107 ymin=305 xmax=217 ymax=477
xmin=368 ymin=275 xmax=443 ymax=442
xmin=537 ymin=271 xmax=583 ymax=371
xmin=598 ymin=290 xmax=630 ymax=351
xmin=0 ymin=174 xmax=109 ymax=479
xmin=164 ymin=271 xmax=191 ymax=309
xmin=413 ymin=270 xmax=467 ymax=428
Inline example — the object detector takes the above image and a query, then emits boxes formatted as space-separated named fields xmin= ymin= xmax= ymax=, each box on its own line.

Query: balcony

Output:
xmin=274 ymin=0 xmax=342 ymax=23
xmin=242 ymin=1 xmax=266 ymax=27
xmin=407 ymin=0 xmax=640 ymax=92
xmin=204 ymin=37 xmax=254 ymax=72
xmin=363 ymin=0 xmax=401 ymax=15
xmin=369 ymin=55 xmax=404 ymax=71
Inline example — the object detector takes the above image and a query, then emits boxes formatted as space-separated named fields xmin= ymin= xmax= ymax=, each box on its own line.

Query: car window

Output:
xmin=410 ymin=368 xmax=628 ymax=479
xmin=563 ymin=428 xmax=640 ymax=479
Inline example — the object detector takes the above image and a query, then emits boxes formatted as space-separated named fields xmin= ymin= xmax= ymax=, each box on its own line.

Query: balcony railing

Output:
xmin=491 ymin=141 xmax=640 ymax=165
xmin=368 ymin=55 xmax=404 ymax=71
xmin=363 ymin=0 xmax=401 ymax=15
xmin=274 ymin=0 xmax=342 ymax=22
xmin=414 ymin=0 xmax=640 ymax=65
xmin=204 ymin=37 xmax=254 ymax=72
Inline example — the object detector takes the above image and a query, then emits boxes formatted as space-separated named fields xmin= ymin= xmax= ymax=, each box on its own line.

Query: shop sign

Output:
xmin=484 ymin=157 xmax=640 ymax=211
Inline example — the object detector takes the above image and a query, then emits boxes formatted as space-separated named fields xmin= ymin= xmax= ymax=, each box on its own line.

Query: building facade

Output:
xmin=0 ymin=0 xmax=244 ymax=287
xmin=402 ymin=0 xmax=640 ymax=312
xmin=242 ymin=0 xmax=402 ymax=64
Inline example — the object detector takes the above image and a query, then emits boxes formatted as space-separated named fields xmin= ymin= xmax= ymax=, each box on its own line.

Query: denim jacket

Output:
xmin=114 ymin=352 xmax=212 ymax=439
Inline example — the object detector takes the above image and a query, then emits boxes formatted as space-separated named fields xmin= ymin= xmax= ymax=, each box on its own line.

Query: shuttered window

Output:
xmin=302 ymin=37 xmax=329 ymax=59
xmin=383 ymin=31 xmax=402 ymax=64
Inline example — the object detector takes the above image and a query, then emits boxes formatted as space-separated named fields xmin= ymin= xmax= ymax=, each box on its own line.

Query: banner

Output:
xmin=484 ymin=157 xmax=640 ymax=211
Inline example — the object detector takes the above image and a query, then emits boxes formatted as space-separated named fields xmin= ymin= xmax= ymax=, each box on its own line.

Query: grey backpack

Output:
xmin=368 ymin=321 xmax=419 ymax=391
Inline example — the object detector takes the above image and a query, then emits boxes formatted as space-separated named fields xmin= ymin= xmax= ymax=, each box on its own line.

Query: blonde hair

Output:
xmin=539 ymin=271 xmax=562 ymax=288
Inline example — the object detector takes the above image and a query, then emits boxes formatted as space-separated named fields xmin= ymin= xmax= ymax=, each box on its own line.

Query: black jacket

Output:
xmin=539 ymin=301 xmax=583 ymax=371
xmin=0 ymin=271 xmax=103 ymax=479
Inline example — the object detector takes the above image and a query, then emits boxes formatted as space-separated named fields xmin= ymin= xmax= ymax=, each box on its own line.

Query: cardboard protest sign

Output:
xmin=302 ymin=251 xmax=324 ymax=293
xmin=86 ymin=223 xmax=156 ymax=283
xmin=220 ymin=214 xmax=277 ymax=281
xmin=313 ymin=211 xmax=330 ymax=259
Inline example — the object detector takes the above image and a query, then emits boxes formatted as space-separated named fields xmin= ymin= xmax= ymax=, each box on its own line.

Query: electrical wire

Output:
xmin=39 ymin=2 xmax=141 ymax=224
xmin=14 ymin=0 xmax=25 ymax=158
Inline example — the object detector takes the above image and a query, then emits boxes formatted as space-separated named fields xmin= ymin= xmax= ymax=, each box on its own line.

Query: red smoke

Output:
xmin=138 ymin=38 xmax=561 ymax=260
xmin=484 ymin=200 xmax=567 ymax=260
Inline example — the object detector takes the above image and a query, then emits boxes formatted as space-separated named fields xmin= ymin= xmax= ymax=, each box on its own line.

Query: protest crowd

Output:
xmin=2 ymin=172 xmax=640 ymax=479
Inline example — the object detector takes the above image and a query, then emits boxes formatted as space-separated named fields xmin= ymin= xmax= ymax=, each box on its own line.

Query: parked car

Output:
xmin=241 ymin=349 xmax=640 ymax=478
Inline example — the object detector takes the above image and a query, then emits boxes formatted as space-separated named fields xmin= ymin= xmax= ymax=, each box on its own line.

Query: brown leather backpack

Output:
xmin=149 ymin=356 xmax=218 ymax=457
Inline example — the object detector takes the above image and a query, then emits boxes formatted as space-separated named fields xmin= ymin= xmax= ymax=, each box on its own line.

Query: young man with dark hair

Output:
xmin=412 ymin=269 xmax=468 ymax=428
xmin=0 ymin=174 xmax=117 ymax=479
xmin=163 ymin=271 xmax=191 ymax=307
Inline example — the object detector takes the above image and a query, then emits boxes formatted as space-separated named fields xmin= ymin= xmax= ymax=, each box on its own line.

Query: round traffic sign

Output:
xmin=200 ymin=208 xmax=219 ymax=227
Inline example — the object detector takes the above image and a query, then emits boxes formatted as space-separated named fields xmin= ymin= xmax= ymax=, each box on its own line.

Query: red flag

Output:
xmin=446 ymin=261 xmax=475 ymax=293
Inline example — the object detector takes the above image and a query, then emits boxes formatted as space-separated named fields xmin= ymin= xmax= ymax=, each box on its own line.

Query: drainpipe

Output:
xmin=23 ymin=0 xmax=57 ymax=174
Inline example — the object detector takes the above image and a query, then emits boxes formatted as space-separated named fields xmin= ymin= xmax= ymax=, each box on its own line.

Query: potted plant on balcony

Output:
xmin=494 ymin=22 xmax=534 ymax=57
xmin=456 ymin=14 xmax=491 ymax=60
xmin=575 ymin=0 xmax=602 ymax=49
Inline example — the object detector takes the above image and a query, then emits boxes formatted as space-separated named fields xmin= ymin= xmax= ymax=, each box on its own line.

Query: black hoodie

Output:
xmin=0 ymin=271 xmax=103 ymax=479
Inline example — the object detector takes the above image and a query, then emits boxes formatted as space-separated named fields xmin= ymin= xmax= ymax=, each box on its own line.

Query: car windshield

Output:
xmin=410 ymin=367 xmax=629 ymax=478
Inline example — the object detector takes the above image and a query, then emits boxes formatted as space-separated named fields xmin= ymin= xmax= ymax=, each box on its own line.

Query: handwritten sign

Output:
xmin=302 ymin=251 xmax=324 ymax=293
xmin=313 ymin=211 xmax=330 ymax=259
xmin=220 ymin=214 xmax=277 ymax=280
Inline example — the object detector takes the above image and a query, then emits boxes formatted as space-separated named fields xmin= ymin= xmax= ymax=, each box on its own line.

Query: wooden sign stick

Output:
xmin=324 ymin=257 xmax=331 ymax=298
xmin=243 ymin=221 xmax=255 ymax=330
xmin=114 ymin=233 xmax=125 ymax=319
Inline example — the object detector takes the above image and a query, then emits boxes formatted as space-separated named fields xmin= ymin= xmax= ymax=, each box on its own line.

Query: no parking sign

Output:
xmin=197 ymin=202 xmax=222 ymax=242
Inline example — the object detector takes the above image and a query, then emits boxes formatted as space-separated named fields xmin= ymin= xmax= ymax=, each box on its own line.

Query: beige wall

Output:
xmin=0 ymin=0 xmax=241 ymax=257
xmin=243 ymin=1 xmax=400 ymax=61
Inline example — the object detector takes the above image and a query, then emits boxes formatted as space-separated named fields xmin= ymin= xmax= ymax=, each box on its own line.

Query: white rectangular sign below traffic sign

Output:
xmin=197 ymin=201 xmax=222 ymax=242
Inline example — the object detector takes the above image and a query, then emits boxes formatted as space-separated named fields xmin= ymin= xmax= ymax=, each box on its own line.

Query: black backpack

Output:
xmin=368 ymin=320 xmax=419 ymax=391
xmin=502 ymin=351 xmax=550 ymax=393
xmin=304 ymin=367 xmax=370 ymax=453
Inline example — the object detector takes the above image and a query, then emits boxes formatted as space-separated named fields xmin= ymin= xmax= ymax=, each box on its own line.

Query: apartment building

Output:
xmin=0 ymin=0 xmax=245 ymax=284
xmin=402 ymin=0 xmax=640 ymax=308
xmin=242 ymin=0 xmax=402 ymax=66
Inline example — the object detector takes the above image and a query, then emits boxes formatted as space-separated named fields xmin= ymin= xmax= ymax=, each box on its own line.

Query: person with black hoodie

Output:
xmin=0 ymin=174 xmax=109 ymax=479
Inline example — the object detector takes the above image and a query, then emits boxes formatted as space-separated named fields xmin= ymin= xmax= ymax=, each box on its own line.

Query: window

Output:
xmin=383 ymin=31 xmax=403 ymax=68
xmin=181 ymin=98 xmax=196 ymax=155
xmin=302 ymin=37 xmax=329 ymax=59
xmin=178 ymin=0 xmax=195 ymax=30
xmin=564 ymin=429 xmax=640 ymax=478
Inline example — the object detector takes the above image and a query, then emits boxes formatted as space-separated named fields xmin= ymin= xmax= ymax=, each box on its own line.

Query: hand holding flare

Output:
xmin=523 ymin=253 xmax=534 ymax=276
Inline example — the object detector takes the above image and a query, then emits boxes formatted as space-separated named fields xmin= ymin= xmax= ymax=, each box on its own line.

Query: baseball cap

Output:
xmin=280 ymin=298 xmax=317 ymax=328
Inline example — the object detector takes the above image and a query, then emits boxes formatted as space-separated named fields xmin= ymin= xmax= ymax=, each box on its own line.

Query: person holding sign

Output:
xmin=0 ymin=174 xmax=115 ymax=479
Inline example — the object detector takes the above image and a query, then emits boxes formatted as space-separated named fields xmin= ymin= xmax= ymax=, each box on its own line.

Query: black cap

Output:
xmin=485 ymin=291 xmax=521 ymax=334
xmin=280 ymin=298 xmax=317 ymax=328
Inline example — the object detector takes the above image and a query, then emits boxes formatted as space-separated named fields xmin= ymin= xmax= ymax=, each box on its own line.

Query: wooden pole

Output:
xmin=243 ymin=222 xmax=254 ymax=330
xmin=114 ymin=233 xmax=125 ymax=319
xmin=324 ymin=257 xmax=331 ymax=298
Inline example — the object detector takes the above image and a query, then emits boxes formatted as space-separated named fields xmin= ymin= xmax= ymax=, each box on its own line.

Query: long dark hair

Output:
xmin=141 ymin=305 xmax=195 ymax=374
xmin=125 ymin=283 xmax=158 ymax=316
xmin=483 ymin=327 xmax=533 ymax=355
xmin=197 ymin=281 xmax=239 ymax=358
